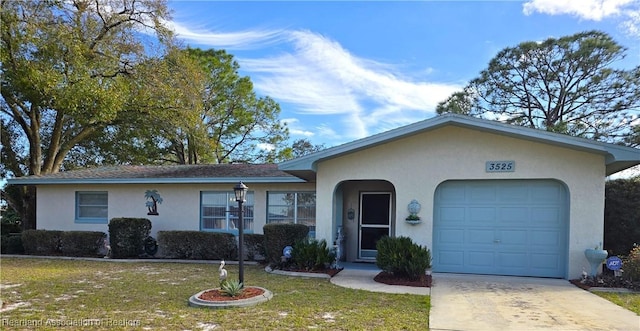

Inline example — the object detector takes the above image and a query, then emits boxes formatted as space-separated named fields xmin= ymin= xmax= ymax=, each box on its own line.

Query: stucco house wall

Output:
xmin=315 ymin=126 xmax=605 ymax=278
xmin=36 ymin=182 xmax=315 ymax=238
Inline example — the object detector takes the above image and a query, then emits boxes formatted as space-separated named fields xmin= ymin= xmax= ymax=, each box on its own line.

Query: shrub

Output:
xmin=60 ymin=231 xmax=107 ymax=257
xmin=292 ymin=239 xmax=335 ymax=271
xmin=221 ymin=279 xmax=244 ymax=297
xmin=22 ymin=229 xmax=63 ymax=255
xmin=108 ymin=218 xmax=152 ymax=258
xmin=623 ymin=245 xmax=640 ymax=281
xmin=243 ymin=234 xmax=265 ymax=261
xmin=376 ymin=236 xmax=432 ymax=280
xmin=157 ymin=231 xmax=237 ymax=260
xmin=263 ymin=223 xmax=309 ymax=263
xmin=604 ymin=177 xmax=640 ymax=256
xmin=1 ymin=221 xmax=21 ymax=235
xmin=1 ymin=234 xmax=24 ymax=254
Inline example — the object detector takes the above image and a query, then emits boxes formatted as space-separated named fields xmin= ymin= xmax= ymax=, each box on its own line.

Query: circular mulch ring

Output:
xmin=188 ymin=286 xmax=273 ymax=309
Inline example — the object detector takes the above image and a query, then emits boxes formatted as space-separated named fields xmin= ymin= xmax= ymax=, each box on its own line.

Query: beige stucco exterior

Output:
xmin=315 ymin=126 xmax=605 ymax=279
xmin=36 ymin=182 xmax=315 ymax=238
xmin=26 ymin=114 xmax=638 ymax=280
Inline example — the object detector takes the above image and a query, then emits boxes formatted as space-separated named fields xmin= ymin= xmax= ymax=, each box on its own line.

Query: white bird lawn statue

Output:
xmin=219 ymin=260 xmax=228 ymax=285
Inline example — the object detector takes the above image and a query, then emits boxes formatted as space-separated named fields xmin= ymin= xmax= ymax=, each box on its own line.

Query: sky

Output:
xmin=165 ymin=0 xmax=640 ymax=148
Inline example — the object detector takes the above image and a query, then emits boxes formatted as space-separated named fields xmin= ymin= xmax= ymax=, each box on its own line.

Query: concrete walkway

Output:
xmin=331 ymin=268 xmax=639 ymax=331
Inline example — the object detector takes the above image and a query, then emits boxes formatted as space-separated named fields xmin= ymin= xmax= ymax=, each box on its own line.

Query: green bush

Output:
xmin=1 ymin=221 xmax=22 ymax=235
xmin=292 ymin=239 xmax=335 ymax=271
xmin=22 ymin=229 xmax=63 ymax=255
xmin=60 ymin=231 xmax=106 ymax=257
xmin=623 ymin=245 xmax=640 ymax=281
xmin=604 ymin=177 xmax=640 ymax=256
xmin=1 ymin=234 xmax=24 ymax=254
xmin=157 ymin=231 xmax=237 ymax=260
xmin=263 ymin=223 xmax=309 ymax=263
xmin=108 ymin=218 xmax=152 ymax=258
xmin=243 ymin=233 xmax=265 ymax=261
xmin=376 ymin=236 xmax=432 ymax=280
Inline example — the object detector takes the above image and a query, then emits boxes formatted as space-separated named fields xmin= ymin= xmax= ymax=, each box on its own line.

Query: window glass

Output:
xmin=76 ymin=191 xmax=108 ymax=223
xmin=201 ymin=191 xmax=254 ymax=232
xmin=267 ymin=192 xmax=316 ymax=237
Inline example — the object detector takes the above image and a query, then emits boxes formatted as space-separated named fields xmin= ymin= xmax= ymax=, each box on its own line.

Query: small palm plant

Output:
xmin=221 ymin=280 xmax=244 ymax=297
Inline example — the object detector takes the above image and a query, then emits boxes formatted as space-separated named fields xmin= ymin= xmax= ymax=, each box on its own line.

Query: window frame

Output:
xmin=200 ymin=191 xmax=254 ymax=234
xmin=75 ymin=191 xmax=108 ymax=224
xmin=267 ymin=191 xmax=316 ymax=237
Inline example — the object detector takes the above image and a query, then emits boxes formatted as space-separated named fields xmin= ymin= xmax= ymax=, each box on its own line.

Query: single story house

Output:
xmin=9 ymin=114 xmax=640 ymax=279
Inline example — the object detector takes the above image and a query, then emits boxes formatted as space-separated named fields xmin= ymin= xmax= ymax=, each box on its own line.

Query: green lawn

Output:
xmin=593 ymin=291 xmax=640 ymax=315
xmin=0 ymin=258 xmax=429 ymax=330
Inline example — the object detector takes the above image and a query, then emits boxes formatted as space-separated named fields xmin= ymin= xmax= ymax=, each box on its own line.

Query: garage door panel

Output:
xmin=469 ymin=185 xmax=497 ymax=203
xmin=531 ymin=230 xmax=561 ymax=247
xmin=438 ymin=229 xmax=465 ymax=244
xmin=440 ymin=207 xmax=465 ymax=222
xmin=434 ymin=180 xmax=567 ymax=278
xmin=499 ymin=252 xmax=528 ymax=268
xmin=468 ymin=229 xmax=494 ymax=244
xmin=438 ymin=250 xmax=464 ymax=267
xmin=499 ymin=230 xmax=527 ymax=245
xmin=499 ymin=207 xmax=529 ymax=224
xmin=531 ymin=185 xmax=562 ymax=202
xmin=467 ymin=251 xmax=495 ymax=267
xmin=468 ymin=207 xmax=496 ymax=223
xmin=531 ymin=207 xmax=561 ymax=225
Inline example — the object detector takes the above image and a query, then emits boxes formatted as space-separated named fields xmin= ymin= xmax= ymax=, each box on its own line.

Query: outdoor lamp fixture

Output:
xmin=233 ymin=181 xmax=248 ymax=286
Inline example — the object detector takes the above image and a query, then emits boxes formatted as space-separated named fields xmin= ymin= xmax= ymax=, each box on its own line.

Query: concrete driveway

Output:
xmin=429 ymin=273 xmax=639 ymax=331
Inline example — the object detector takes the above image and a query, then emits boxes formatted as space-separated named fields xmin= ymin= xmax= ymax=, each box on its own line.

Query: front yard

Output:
xmin=0 ymin=258 xmax=429 ymax=330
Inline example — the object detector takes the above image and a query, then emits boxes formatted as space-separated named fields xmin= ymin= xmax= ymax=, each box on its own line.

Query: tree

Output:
xmin=290 ymin=139 xmax=326 ymax=159
xmin=0 ymin=0 xmax=177 ymax=229
xmin=173 ymin=48 xmax=290 ymax=164
xmin=437 ymin=31 xmax=640 ymax=144
xmin=604 ymin=177 xmax=640 ymax=256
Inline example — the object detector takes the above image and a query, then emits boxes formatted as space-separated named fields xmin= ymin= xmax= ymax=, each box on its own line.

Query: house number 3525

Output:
xmin=485 ymin=161 xmax=515 ymax=172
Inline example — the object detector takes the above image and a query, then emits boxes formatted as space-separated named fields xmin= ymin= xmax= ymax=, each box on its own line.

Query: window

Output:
xmin=267 ymin=192 xmax=316 ymax=237
xmin=201 ymin=191 xmax=254 ymax=232
xmin=76 ymin=191 xmax=108 ymax=223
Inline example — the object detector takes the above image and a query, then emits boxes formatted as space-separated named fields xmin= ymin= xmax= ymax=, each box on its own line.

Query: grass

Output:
xmin=0 ymin=258 xmax=429 ymax=330
xmin=593 ymin=292 xmax=640 ymax=315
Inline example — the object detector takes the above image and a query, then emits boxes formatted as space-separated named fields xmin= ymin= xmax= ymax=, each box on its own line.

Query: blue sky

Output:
xmin=165 ymin=0 xmax=640 ymax=148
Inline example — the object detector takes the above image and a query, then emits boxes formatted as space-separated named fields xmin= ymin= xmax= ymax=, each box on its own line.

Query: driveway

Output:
xmin=429 ymin=273 xmax=639 ymax=331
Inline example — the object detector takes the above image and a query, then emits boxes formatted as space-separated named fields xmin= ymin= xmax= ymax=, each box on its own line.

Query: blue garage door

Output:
xmin=433 ymin=180 xmax=567 ymax=278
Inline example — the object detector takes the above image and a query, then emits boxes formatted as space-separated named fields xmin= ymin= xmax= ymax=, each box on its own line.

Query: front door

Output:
xmin=359 ymin=192 xmax=391 ymax=260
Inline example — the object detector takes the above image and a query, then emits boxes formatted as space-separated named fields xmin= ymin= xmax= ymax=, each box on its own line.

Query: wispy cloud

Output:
xmin=171 ymin=24 xmax=461 ymax=145
xmin=523 ymin=0 xmax=640 ymax=37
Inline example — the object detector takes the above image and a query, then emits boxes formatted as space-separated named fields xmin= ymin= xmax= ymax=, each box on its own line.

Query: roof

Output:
xmin=278 ymin=114 xmax=640 ymax=180
xmin=6 ymin=163 xmax=306 ymax=185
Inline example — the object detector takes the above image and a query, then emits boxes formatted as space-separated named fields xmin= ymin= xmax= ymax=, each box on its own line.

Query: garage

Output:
xmin=433 ymin=179 xmax=568 ymax=278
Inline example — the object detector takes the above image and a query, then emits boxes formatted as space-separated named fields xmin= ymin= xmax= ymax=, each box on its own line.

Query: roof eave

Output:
xmin=6 ymin=176 xmax=307 ymax=185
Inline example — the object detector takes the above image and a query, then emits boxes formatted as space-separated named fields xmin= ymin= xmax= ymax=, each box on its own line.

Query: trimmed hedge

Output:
xmin=1 ymin=234 xmax=24 ymax=254
xmin=22 ymin=229 xmax=63 ymax=255
xmin=243 ymin=233 xmax=265 ymax=261
xmin=376 ymin=236 xmax=432 ymax=280
xmin=157 ymin=231 xmax=237 ymax=260
xmin=61 ymin=231 xmax=106 ymax=257
xmin=21 ymin=230 xmax=107 ymax=257
xmin=263 ymin=223 xmax=309 ymax=263
xmin=108 ymin=218 xmax=152 ymax=258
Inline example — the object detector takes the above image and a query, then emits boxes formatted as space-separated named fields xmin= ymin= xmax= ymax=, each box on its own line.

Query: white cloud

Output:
xmin=170 ymin=24 xmax=461 ymax=145
xmin=523 ymin=0 xmax=640 ymax=36
xmin=168 ymin=21 xmax=287 ymax=50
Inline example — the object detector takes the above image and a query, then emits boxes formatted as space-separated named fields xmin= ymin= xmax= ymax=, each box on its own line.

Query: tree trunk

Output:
xmin=21 ymin=186 xmax=37 ymax=230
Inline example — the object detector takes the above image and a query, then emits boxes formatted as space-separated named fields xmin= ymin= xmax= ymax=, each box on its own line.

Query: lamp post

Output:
xmin=233 ymin=181 xmax=248 ymax=286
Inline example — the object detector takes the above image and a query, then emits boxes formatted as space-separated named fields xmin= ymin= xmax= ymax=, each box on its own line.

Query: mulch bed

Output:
xmin=374 ymin=271 xmax=432 ymax=287
xmin=198 ymin=287 xmax=265 ymax=301
xmin=569 ymin=275 xmax=640 ymax=292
